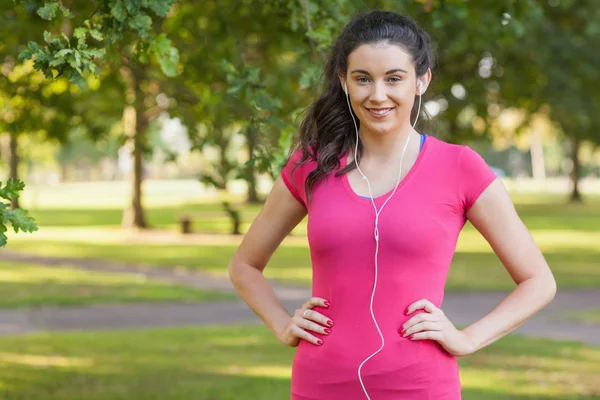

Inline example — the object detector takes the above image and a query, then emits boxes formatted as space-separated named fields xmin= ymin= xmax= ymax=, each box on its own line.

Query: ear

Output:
xmin=417 ymin=68 xmax=432 ymax=95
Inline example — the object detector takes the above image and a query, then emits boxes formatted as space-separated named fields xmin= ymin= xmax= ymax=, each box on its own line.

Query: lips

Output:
xmin=366 ymin=107 xmax=394 ymax=117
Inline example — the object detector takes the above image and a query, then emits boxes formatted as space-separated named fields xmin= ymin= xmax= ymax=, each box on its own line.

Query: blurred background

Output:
xmin=0 ymin=0 xmax=598 ymax=399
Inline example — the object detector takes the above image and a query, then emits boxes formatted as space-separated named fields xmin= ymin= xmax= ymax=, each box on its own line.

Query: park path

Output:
xmin=0 ymin=249 xmax=599 ymax=346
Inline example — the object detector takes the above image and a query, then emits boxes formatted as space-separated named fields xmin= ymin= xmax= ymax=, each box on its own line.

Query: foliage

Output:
xmin=15 ymin=0 xmax=179 ymax=87
xmin=0 ymin=179 xmax=37 ymax=247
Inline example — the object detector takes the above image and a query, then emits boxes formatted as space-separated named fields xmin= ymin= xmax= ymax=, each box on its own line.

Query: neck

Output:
xmin=357 ymin=125 xmax=418 ymax=161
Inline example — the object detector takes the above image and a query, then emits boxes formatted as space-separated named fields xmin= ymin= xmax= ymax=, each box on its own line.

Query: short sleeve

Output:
xmin=280 ymin=149 xmax=308 ymax=208
xmin=458 ymin=146 xmax=498 ymax=213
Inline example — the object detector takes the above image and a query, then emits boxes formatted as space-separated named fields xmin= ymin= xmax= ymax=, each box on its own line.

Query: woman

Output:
xmin=228 ymin=10 xmax=556 ymax=400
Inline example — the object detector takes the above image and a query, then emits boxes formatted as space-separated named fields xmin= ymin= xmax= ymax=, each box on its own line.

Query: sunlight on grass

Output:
xmin=0 ymin=325 xmax=597 ymax=399
xmin=552 ymin=309 xmax=600 ymax=326
xmin=458 ymin=228 xmax=600 ymax=254
xmin=4 ymin=190 xmax=600 ymax=292
xmin=209 ymin=364 xmax=291 ymax=379
xmin=0 ymin=353 xmax=94 ymax=368
xmin=0 ymin=261 xmax=235 ymax=307
xmin=0 ymin=263 xmax=149 ymax=284
xmin=461 ymin=339 xmax=600 ymax=398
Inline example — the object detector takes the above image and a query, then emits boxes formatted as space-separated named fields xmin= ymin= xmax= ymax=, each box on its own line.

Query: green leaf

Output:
xmin=18 ymin=41 xmax=39 ymax=61
xmin=49 ymin=57 xmax=66 ymax=66
xmin=54 ymin=48 xmax=73 ymax=58
xmin=43 ymin=30 xmax=52 ymax=43
xmin=84 ymin=49 xmax=106 ymax=58
xmin=111 ymin=0 xmax=127 ymax=22
xmin=37 ymin=1 xmax=59 ymax=20
xmin=74 ymin=27 xmax=87 ymax=41
xmin=149 ymin=34 xmax=179 ymax=77
xmin=0 ymin=179 xmax=25 ymax=201
xmin=88 ymin=29 xmax=104 ymax=41
xmin=147 ymin=0 xmax=173 ymax=16
xmin=3 ymin=208 xmax=38 ymax=234
xmin=129 ymin=13 xmax=152 ymax=34
xmin=124 ymin=0 xmax=138 ymax=14
xmin=60 ymin=5 xmax=74 ymax=18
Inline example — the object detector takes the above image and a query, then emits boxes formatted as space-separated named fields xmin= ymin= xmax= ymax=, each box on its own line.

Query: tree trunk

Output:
xmin=60 ymin=160 xmax=68 ymax=182
xmin=530 ymin=124 xmax=546 ymax=180
xmin=120 ymin=65 xmax=148 ymax=229
xmin=245 ymin=126 xmax=260 ymax=204
xmin=569 ymin=137 xmax=582 ymax=203
xmin=9 ymin=134 xmax=20 ymax=210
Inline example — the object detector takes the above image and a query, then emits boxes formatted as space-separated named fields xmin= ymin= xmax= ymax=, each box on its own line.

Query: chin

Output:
xmin=361 ymin=120 xmax=399 ymax=136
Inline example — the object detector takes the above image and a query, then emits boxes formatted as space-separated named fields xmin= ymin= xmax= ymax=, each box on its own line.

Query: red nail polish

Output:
xmin=317 ymin=339 xmax=323 ymax=345
xmin=327 ymin=320 xmax=333 ymax=327
xmin=324 ymin=328 xmax=331 ymax=334
xmin=324 ymin=301 xmax=330 ymax=307
xmin=407 ymin=335 xmax=414 ymax=340
xmin=400 ymin=329 xmax=406 ymax=335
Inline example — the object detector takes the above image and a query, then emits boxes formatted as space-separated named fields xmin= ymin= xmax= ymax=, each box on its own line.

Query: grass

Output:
xmin=5 ymin=226 xmax=600 ymax=291
xmin=553 ymin=309 xmax=600 ymax=326
xmin=6 ymin=184 xmax=599 ymax=292
xmin=0 ymin=324 xmax=597 ymax=399
xmin=0 ymin=261 xmax=235 ymax=308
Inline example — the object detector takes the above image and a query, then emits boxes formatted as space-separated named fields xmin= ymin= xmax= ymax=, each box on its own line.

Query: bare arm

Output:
xmin=461 ymin=179 xmax=557 ymax=351
xmin=228 ymin=176 xmax=309 ymax=340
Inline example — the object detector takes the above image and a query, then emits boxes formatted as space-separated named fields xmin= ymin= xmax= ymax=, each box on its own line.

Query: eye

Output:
xmin=387 ymin=76 xmax=402 ymax=83
xmin=356 ymin=76 xmax=370 ymax=84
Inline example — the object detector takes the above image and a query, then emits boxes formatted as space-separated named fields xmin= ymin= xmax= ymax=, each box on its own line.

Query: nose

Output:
xmin=369 ymin=81 xmax=388 ymax=103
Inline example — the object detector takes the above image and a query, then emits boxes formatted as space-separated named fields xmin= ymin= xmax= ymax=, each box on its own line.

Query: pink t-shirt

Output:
xmin=280 ymin=136 xmax=497 ymax=400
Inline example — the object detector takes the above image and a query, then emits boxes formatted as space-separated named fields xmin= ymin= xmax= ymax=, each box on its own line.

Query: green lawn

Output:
xmin=5 ymin=227 xmax=600 ymax=291
xmin=0 ymin=261 xmax=235 ymax=308
xmin=0 ymin=324 xmax=597 ymax=399
xmin=6 ymin=191 xmax=599 ymax=291
xmin=21 ymin=192 xmax=600 ymax=235
xmin=554 ymin=309 xmax=600 ymax=325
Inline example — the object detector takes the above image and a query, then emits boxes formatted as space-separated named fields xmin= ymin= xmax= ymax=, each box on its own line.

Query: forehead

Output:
xmin=347 ymin=42 xmax=414 ymax=73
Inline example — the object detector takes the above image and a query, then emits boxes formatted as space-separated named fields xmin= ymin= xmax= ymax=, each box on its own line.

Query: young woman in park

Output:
xmin=228 ymin=10 xmax=556 ymax=400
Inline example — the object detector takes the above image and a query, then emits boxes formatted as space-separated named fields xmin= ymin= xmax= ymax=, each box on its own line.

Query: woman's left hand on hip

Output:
xmin=400 ymin=298 xmax=476 ymax=357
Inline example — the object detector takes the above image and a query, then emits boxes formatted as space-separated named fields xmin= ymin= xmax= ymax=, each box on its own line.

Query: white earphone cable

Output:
xmin=344 ymin=81 xmax=422 ymax=399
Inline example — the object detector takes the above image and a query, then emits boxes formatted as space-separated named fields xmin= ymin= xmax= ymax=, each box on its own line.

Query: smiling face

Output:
xmin=342 ymin=42 xmax=423 ymax=137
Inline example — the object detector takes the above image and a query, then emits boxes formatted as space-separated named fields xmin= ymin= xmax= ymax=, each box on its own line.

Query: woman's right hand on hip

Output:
xmin=278 ymin=297 xmax=333 ymax=347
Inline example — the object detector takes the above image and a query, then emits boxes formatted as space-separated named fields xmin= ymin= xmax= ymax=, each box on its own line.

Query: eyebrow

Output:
xmin=350 ymin=68 xmax=408 ymax=75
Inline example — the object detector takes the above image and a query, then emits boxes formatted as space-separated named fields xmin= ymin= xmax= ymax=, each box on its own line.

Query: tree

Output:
xmin=14 ymin=0 xmax=180 ymax=227
xmin=496 ymin=0 xmax=600 ymax=202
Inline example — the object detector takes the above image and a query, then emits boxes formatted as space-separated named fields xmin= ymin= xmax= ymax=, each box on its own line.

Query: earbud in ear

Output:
xmin=418 ymin=81 xmax=423 ymax=95
xmin=344 ymin=81 xmax=348 ymax=94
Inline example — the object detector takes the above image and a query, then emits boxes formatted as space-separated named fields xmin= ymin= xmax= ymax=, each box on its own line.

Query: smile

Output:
xmin=366 ymin=108 xmax=394 ymax=117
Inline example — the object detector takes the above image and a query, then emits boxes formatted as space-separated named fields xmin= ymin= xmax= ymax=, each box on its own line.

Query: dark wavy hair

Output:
xmin=291 ymin=10 xmax=434 ymax=201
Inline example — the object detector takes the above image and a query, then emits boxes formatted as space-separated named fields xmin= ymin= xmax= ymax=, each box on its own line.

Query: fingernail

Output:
xmin=317 ymin=339 xmax=323 ymax=345
xmin=399 ymin=328 xmax=406 ymax=335
xmin=324 ymin=328 xmax=331 ymax=334
xmin=327 ymin=320 xmax=333 ymax=327
xmin=405 ymin=308 xmax=410 ymax=315
xmin=324 ymin=301 xmax=330 ymax=307
xmin=407 ymin=335 xmax=414 ymax=340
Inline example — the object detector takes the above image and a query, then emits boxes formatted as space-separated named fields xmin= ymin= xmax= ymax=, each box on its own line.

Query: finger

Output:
xmin=402 ymin=321 xmax=441 ymax=337
xmin=406 ymin=298 xmax=440 ymax=315
xmin=309 ymin=297 xmax=331 ymax=308
xmin=409 ymin=331 xmax=443 ymax=341
xmin=299 ymin=308 xmax=334 ymax=328
xmin=291 ymin=324 xmax=323 ymax=346
xmin=400 ymin=314 xmax=437 ymax=333
xmin=297 ymin=316 xmax=331 ymax=335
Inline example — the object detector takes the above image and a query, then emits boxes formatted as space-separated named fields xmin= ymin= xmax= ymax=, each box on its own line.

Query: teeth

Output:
xmin=370 ymin=109 xmax=392 ymax=115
